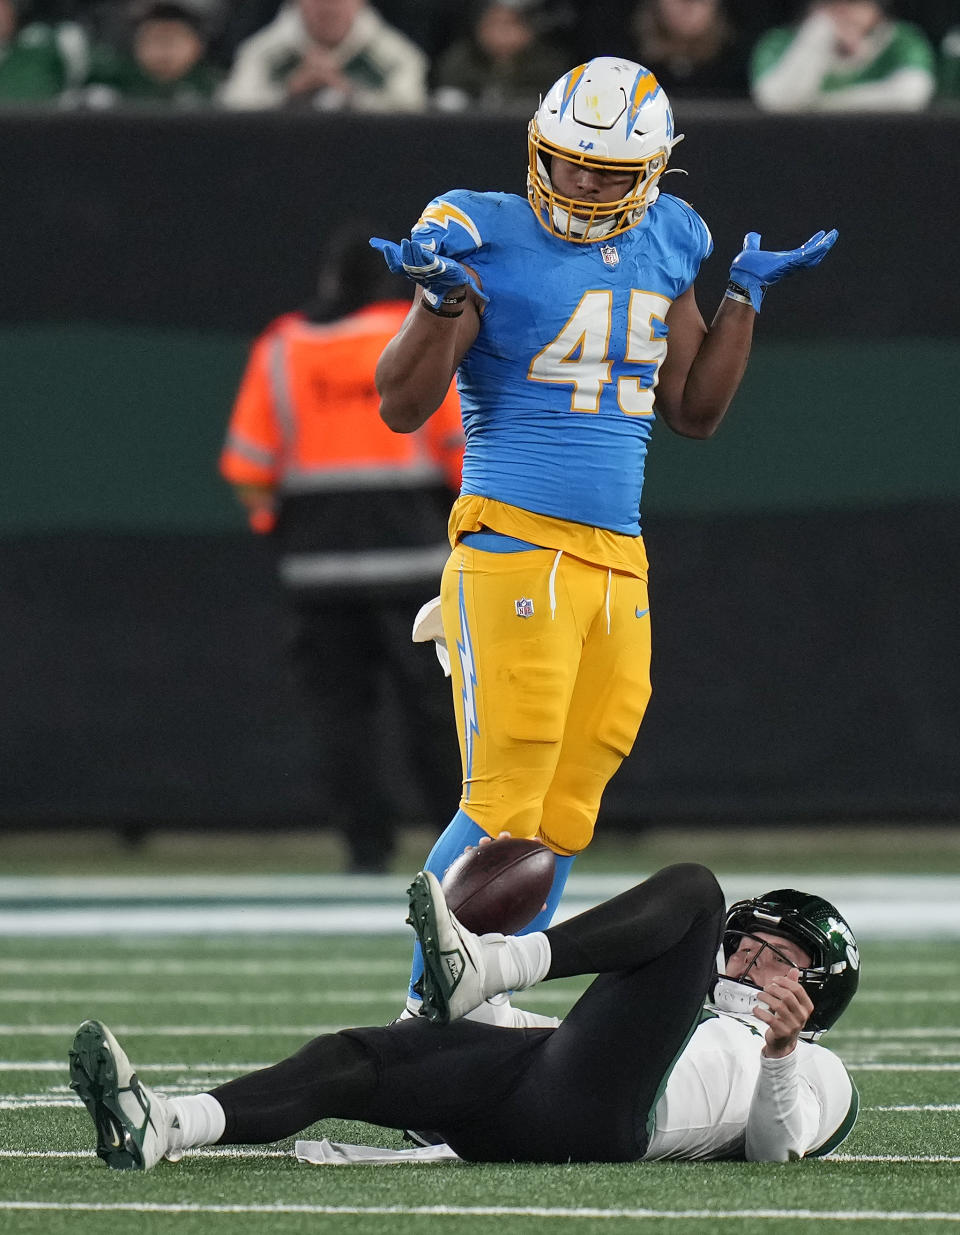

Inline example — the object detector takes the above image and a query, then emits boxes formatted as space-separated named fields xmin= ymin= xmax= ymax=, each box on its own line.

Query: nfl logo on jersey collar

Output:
xmin=600 ymin=244 xmax=620 ymax=267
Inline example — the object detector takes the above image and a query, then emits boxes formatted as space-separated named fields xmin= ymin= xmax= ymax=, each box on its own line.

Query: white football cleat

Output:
xmin=69 ymin=1019 xmax=177 ymax=1170
xmin=407 ymin=870 xmax=494 ymax=1024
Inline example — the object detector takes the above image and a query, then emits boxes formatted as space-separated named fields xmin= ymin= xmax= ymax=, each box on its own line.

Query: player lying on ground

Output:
xmin=370 ymin=54 xmax=839 ymax=1020
xmin=69 ymin=862 xmax=860 ymax=1168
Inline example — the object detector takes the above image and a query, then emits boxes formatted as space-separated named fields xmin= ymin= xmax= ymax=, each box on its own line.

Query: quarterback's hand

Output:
xmin=728 ymin=229 xmax=838 ymax=312
xmin=369 ymin=237 xmax=488 ymax=305
xmin=754 ymin=967 xmax=815 ymax=1058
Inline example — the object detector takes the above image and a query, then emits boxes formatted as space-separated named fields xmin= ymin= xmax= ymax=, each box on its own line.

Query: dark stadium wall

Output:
xmin=2 ymin=505 xmax=956 ymax=828
xmin=2 ymin=109 xmax=958 ymax=340
xmin=1 ymin=109 xmax=958 ymax=829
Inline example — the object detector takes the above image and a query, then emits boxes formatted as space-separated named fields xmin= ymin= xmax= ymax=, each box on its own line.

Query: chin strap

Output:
xmin=709 ymin=976 xmax=762 ymax=1017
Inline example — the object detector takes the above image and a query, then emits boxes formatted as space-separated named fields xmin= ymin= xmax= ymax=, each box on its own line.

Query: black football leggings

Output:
xmin=211 ymin=862 xmax=724 ymax=1162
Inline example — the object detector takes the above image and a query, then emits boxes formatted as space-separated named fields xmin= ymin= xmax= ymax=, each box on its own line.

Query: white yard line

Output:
xmin=0 ymin=1024 xmax=343 ymax=1036
xmin=0 ymin=958 xmax=404 ymax=976
xmin=3 ymin=1101 xmax=948 ymax=1121
xmin=864 ymin=1111 xmax=958 ymax=1121
xmin=5 ymin=989 xmax=960 ymax=1007
xmin=3 ymin=1149 xmax=287 ymax=1157
xmin=1 ymin=957 xmax=957 ymax=977
xmin=2 ymin=873 xmax=957 ymax=899
xmin=2 ymin=1147 xmax=960 ymax=1166
xmin=4 ymin=1023 xmax=960 ymax=1041
xmin=0 ymin=988 xmax=408 ymax=1005
xmin=1 ymin=1200 xmax=959 ymax=1221
xmin=847 ymin=1063 xmax=960 ymax=1071
xmin=829 ymin=1155 xmax=960 ymax=1164
xmin=6 ymin=1097 xmax=960 ymax=1112
xmin=832 ymin=1028 xmax=960 ymax=1037
xmin=0 ymin=1060 xmax=272 ymax=1072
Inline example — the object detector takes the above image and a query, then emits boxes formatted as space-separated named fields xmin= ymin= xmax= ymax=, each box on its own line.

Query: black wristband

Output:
xmin=724 ymin=280 xmax=755 ymax=307
xmin=420 ymin=289 xmax=467 ymax=318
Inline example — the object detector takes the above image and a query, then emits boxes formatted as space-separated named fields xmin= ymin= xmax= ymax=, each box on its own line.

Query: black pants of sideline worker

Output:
xmin=210 ymin=863 xmax=725 ymax=1163
xmin=288 ymin=594 xmax=460 ymax=872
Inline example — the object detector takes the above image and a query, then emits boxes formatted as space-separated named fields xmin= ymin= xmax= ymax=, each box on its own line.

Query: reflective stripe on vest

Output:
xmin=279 ymin=543 xmax=451 ymax=588
xmin=269 ymin=334 xmax=298 ymax=457
xmin=281 ymin=464 xmax=446 ymax=493
xmin=224 ymin=429 xmax=277 ymax=469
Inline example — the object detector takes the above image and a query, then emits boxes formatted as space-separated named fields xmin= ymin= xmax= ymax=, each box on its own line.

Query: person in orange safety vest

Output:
xmin=220 ymin=224 xmax=463 ymax=872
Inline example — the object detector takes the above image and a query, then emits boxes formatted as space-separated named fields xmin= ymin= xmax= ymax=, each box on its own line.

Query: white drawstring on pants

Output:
xmin=548 ymin=550 xmax=563 ymax=619
xmin=546 ymin=553 xmax=613 ymax=631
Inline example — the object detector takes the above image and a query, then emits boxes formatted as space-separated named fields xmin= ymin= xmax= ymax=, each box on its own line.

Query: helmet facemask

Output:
xmin=526 ymin=57 xmax=681 ymax=244
xmin=719 ymin=891 xmax=861 ymax=1041
xmin=722 ymin=929 xmax=830 ymax=1012
xmin=527 ymin=125 xmax=668 ymax=243
xmin=723 ymin=930 xmax=818 ymax=986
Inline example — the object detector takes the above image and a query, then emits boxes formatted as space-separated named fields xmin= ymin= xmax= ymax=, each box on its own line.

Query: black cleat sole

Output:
xmin=406 ymin=873 xmax=450 ymax=1024
xmin=68 ymin=1020 xmax=142 ymax=1170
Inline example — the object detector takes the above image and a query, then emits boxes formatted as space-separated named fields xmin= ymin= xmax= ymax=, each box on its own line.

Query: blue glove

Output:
xmin=369 ymin=237 xmax=488 ymax=309
xmin=727 ymin=229 xmax=838 ymax=312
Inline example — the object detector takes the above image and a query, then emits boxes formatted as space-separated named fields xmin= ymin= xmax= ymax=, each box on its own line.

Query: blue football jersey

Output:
xmin=412 ymin=191 xmax=712 ymax=536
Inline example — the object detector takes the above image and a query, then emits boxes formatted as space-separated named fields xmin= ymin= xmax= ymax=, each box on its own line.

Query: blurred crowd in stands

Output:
xmin=1 ymin=0 xmax=957 ymax=109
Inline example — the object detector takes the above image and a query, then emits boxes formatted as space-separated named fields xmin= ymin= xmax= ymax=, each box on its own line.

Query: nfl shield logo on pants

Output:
xmin=515 ymin=597 xmax=535 ymax=618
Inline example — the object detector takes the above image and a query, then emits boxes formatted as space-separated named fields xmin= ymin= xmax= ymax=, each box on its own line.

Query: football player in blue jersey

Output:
xmin=370 ymin=56 xmax=838 ymax=1023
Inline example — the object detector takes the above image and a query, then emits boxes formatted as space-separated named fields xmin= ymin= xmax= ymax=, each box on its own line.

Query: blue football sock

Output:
xmin=518 ymin=852 xmax=576 ymax=935
xmin=408 ymin=810 xmax=488 ymax=1000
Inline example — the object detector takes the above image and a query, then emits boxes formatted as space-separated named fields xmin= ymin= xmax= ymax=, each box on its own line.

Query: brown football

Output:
xmin=440 ymin=837 xmax=556 ymax=935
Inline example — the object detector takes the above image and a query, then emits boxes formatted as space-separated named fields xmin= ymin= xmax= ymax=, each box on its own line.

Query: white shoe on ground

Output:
xmin=69 ymin=1019 xmax=177 ymax=1170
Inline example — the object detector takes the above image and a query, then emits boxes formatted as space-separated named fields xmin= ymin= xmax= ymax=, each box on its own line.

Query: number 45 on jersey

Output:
xmin=528 ymin=289 xmax=670 ymax=417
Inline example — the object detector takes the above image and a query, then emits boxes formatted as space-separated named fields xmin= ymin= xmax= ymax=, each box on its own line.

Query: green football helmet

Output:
xmin=722 ymin=889 xmax=860 ymax=1041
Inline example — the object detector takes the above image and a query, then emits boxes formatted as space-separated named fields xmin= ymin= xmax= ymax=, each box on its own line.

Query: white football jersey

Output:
xmin=643 ymin=1009 xmax=858 ymax=1161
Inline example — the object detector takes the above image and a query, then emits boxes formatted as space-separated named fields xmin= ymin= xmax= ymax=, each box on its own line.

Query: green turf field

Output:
xmin=2 ymin=829 xmax=959 ymax=1233
xmin=1 ymin=921 xmax=959 ymax=1231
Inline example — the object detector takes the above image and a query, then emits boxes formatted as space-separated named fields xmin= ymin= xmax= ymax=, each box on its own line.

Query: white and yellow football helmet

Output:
xmin=527 ymin=57 xmax=681 ymax=243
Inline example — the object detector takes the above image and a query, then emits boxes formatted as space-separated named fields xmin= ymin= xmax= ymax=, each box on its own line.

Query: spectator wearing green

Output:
xmin=751 ymin=1 xmax=936 ymax=111
xmin=83 ymin=1 xmax=221 ymax=106
xmin=0 ymin=0 xmax=88 ymax=101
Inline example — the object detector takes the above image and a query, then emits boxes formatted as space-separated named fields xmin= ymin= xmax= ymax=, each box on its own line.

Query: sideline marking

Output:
xmin=2 ymin=1148 xmax=960 ymax=1165
xmin=849 ymin=1064 xmax=960 ymax=1072
xmin=0 ymin=958 xmax=404 ymax=976
xmin=832 ymin=1028 xmax=960 ymax=1038
xmin=2 ymin=957 xmax=957 ymax=978
xmin=0 ymin=1149 xmax=288 ymax=1159
xmin=0 ymin=1059 xmax=935 ymax=1081
xmin=7 ymin=1093 xmax=960 ymax=1113
xmin=1 ymin=1200 xmax=960 ymax=1221
xmin=864 ymin=1111 xmax=958 ymax=1121
xmin=4 ymin=1023 xmax=960 ymax=1050
xmin=5 ymin=990 xmax=960 ymax=1008
xmin=0 ymin=1024 xmax=342 ymax=1036
xmin=0 ymin=1061 xmax=271 ymax=1072
xmin=0 ymin=988 xmax=409 ymax=1006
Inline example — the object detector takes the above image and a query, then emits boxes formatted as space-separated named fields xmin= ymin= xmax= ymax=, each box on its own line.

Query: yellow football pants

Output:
xmin=441 ymin=544 xmax=652 ymax=856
